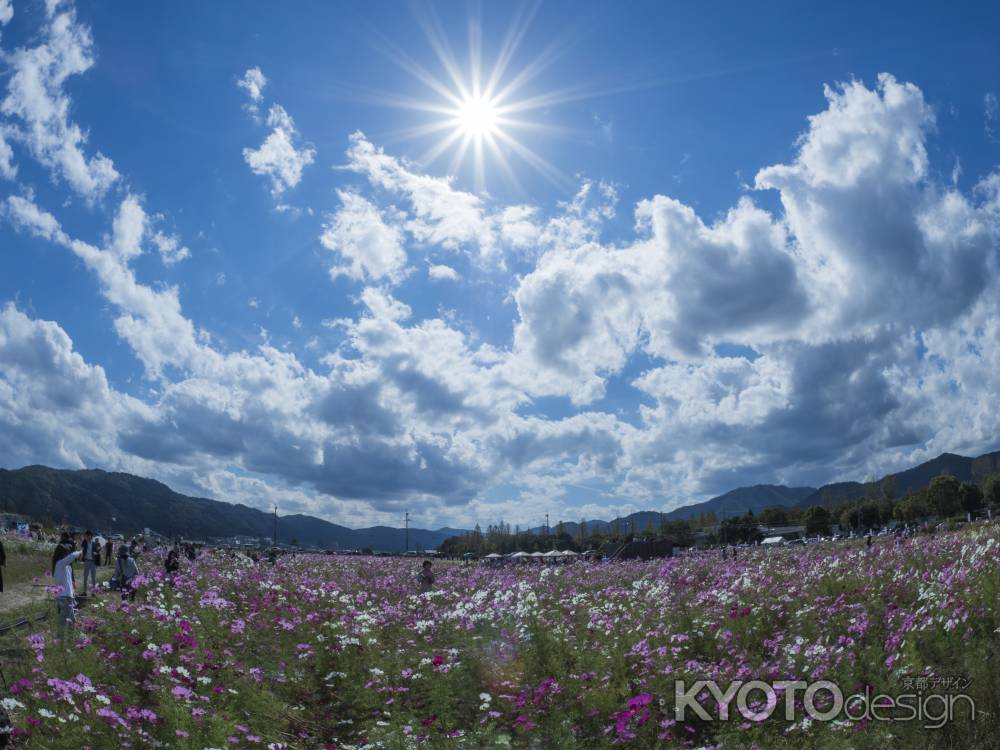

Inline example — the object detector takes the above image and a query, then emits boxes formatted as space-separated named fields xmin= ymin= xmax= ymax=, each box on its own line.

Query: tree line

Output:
xmin=439 ymin=471 xmax=1000 ymax=554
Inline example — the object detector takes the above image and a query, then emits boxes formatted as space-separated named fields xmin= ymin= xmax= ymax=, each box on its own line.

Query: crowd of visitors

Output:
xmin=34 ymin=531 xmax=201 ymax=642
xmin=8 ymin=528 xmax=432 ymax=643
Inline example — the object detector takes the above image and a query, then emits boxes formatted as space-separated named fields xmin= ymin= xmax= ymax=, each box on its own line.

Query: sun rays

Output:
xmin=368 ymin=4 xmax=581 ymax=193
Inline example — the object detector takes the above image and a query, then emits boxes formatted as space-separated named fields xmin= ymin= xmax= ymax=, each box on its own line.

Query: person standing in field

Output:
xmin=52 ymin=532 xmax=71 ymax=575
xmin=417 ymin=560 xmax=435 ymax=592
xmin=115 ymin=545 xmax=140 ymax=601
xmin=0 ymin=537 xmax=5 ymax=593
xmin=52 ymin=544 xmax=81 ymax=642
xmin=164 ymin=547 xmax=181 ymax=586
xmin=81 ymin=530 xmax=99 ymax=596
xmin=104 ymin=538 xmax=113 ymax=566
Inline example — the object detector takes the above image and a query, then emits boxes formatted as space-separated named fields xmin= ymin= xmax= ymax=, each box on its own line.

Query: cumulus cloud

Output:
xmin=344 ymin=133 xmax=546 ymax=263
xmin=3 ymin=192 xmax=536 ymax=516
xmin=320 ymin=190 xmax=408 ymax=284
xmin=150 ymin=230 xmax=191 ymax=266
xmin=237 ymin=66 xmax=267 ymax=113
xmin=505 ymin=74 xmax=997 ymax=409
xmin=4 ymin=194 xmax=205 ymax=378
xmin=510 ymin=239 xmax=642 ymax=404
xmin=0 ymin=2 xmax=119 ymax=200
xmin=0 ymin=303 xmax=144 ymax=469
xmin=427 ymin=263 xmax=459 ymax=281
xmin=243 ymin=104 xmax=315 ymax=195
xmin=757 ymin=74 xmax=994 ymax=337
xmin=5 ymin=61 xmax=1000 ymax=528
xmin=0 ymin=0 xmax=12 ymax=26
xmin=0 ymin=131 xmax=15 ymax=179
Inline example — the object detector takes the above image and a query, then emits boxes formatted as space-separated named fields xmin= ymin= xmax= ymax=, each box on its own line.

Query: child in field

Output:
xmin=52 ymin=544 xmax=81 ymax=642
xmin=417 ymin=560 xmax=435 ymax=592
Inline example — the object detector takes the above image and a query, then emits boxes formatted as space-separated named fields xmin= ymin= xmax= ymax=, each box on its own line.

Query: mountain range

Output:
xmin=1 ymin=449 xmax=997 ymax=551
xmin=0 ymin=466 xmax=459 ymax=551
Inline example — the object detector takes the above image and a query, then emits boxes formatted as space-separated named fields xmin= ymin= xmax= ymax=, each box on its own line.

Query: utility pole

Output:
xmin=545 ymin=513 xmax=550 ymax=538
xmin=405 ymin=511 xmax=410 ymax=553
xmin=273 ymin=505 xmax=278 ymax=546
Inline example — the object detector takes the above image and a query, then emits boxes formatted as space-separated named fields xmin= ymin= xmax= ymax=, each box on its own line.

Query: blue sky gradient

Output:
xmin=1 ymin=0 xmax=999 ymax=529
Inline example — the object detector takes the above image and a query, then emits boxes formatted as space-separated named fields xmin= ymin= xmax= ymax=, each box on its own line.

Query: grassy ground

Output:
xmin=2 ymin=538 xmax=55 ymax=589
xmin=0 ymin=536 xmax=113 ymax=620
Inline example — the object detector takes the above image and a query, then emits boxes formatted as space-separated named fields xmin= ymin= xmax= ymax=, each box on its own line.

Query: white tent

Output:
xmin=509 ymin=551 xmax=529 ymax=558
xmin=529 ymin=551 xmax=545 ymax=557
xmin=543 ymin=549 xmax=564 ymax=557
xmin=484 ymin=553 xmax=502 ymax=558
xmin=560 ymin=550 xmax=578 ymax=556
xmin=762 ymin=536 xmax=785 ymax=545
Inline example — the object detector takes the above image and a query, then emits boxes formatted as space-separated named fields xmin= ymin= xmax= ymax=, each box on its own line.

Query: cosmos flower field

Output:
xmin=4 ymin=525 xmax=998 ymax=749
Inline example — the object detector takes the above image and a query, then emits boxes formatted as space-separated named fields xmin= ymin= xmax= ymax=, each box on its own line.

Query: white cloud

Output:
xmin=0 ymin=0 xmax=13 ymax=26
xmin=986 ymin=92 xmax=999 ymax=142
xmin=108 ymin=194 xmax=145 ymax=260
xmin=0 ymin=303 xmax=144 ymax=469
xmin=757 ymin=74 xmax=994 ymax=337
xmin=0 ymin=3 xmax=119 ymax=200
xmin=150 ymin=230 xmax=191 ymax=266
xmin=498 ymin=205 xmax=541 ymax=250
xmin=243 ymin=104 xmax=315 ymax=195
xmin=359 ymin=287 xmax=411 ymax=322
xmin=0 ymin=131 xmax=15 ymax=179
xmin=345 ymin=132 xmax=537 ymax=261
xmin=237 ymin=66 xmax=267 ymax=113
xmin=509 ymin=239 xmax=642 ymax=404
xmin=427 ymin=263 xmax=459 ymax=281
xmin=634 ymin=195 xmax=809 ymax=358
xmin=320 ymin=190 xmax=408 ymax=284
xmin=5 ymin=61 xmax=1000 ymax=528
xmin=3 ymin=194 xmax=206 ymax=379
xmin=3 ymin=193 xmax=67 ymax=241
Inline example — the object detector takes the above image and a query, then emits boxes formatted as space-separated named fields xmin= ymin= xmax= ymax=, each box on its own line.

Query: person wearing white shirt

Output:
xmin=52 ymin=545 xmax=81 ymax=641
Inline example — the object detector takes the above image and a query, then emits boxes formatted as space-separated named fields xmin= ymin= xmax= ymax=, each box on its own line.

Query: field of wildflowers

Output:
xmin=2 ymin=523 xmax=997 ymax=749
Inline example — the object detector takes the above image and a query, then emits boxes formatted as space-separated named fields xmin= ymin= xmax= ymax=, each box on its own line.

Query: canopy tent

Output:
xmin=509 ymin=551 xmax=529 ymax=558
xmin=762 ymin=536 xmax=785 ymax=545
xmin=560 ymin=550 xmax=578 ymax=555
xmin=529 ymin=551 xmax=545 ymax=557
xmin=543 ymin=550 xmax=564 ymax=557
xmin=484 ymin=553 xmax=502 ymax=558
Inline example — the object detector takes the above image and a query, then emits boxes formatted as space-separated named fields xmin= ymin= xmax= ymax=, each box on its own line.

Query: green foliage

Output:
xmin=926 ymin=474 xmax=961 ymax=518
xmin=839 ymin=500 xmax=881 ymax=530
xmin=895 ymin=492 xmax=929 ymax=522
xmin=757 ymin=507 xmax=789 ymax=526
xmin=804 ymin=505 xmax=831 ymax=536
xmin=959 ymin=482 xmax=984 ymax=514
xmin=984 ymin=472 xmax=1000 ymax=506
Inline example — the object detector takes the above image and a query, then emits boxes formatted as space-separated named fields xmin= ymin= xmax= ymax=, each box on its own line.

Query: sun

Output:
xmin=454 ymin=94 xmax=501 ymax=140
xmin=369 ymin=7 xmax=580 ymax=193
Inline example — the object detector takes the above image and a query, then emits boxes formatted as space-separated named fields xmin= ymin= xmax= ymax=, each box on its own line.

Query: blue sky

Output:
xmin=1 ymin=0 xmax=999 ymax=529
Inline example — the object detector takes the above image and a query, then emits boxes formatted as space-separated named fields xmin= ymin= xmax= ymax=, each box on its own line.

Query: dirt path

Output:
xmin=0 ymin=568 xmax=113 ymax=616
xmin=0 ymin=581 xmax=49 ymax=613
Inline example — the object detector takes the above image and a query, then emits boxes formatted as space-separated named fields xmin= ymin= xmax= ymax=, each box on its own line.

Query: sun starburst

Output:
xmin=368 ymin=5 xmax=583 ymax=193
xmin=454 ymin=93 xmax=501 ymax=140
